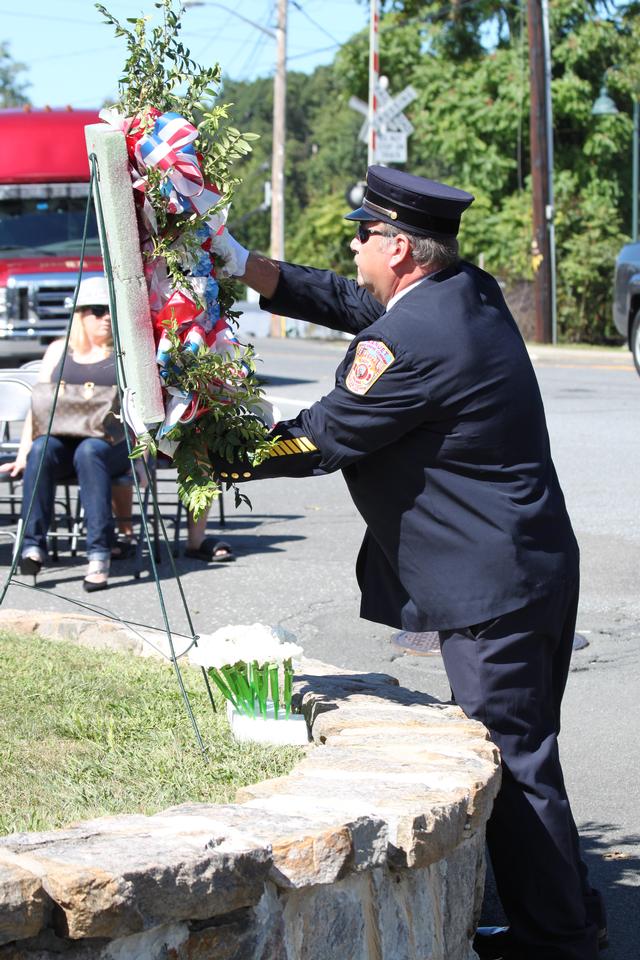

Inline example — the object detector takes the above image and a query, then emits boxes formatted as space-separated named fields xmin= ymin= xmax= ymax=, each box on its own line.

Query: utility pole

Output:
xmin=269 ymin=0 xmax=287 ymax=337
xmin=528 ymin=0 xmax=553 ymax=343
xmin=368 ymin=0 xmax=379 ymax=166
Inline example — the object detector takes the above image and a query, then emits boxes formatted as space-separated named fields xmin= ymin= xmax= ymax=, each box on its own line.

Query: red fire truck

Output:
xmin=0 ymin=107 xmax=103 ymax=344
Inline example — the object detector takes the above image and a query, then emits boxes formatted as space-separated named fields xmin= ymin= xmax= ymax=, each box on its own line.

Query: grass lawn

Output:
xmin=0 ymin=631 xmax=304 ymax=836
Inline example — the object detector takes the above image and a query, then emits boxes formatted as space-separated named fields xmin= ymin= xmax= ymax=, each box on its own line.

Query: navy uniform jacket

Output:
xmin=226 ymin=260 xmax=579 ymax=632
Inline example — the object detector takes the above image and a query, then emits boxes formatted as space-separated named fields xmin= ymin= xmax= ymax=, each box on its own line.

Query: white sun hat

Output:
xmin=75 ymin=276 xmax=110 ymax=309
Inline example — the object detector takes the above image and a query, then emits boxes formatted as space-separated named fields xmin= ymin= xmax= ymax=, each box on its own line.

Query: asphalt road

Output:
xmin=1 ymin=336 xmax=638 ymax=956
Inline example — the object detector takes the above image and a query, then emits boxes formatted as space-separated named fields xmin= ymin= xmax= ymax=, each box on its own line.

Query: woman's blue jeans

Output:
xmin=20 ymin=435 xmax=131 ymax=562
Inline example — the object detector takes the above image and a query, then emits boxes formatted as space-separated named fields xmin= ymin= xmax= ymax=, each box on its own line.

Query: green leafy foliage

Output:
xmin=207 ymin=659 xmax=295 ymax=721
xmin=287 ymin=193 xmax=357 ymax=274
xmin=97 ymin=0 xmax=274 ymax=513
xmin=0 ymin=42 xmax=30 ymax=107
xmin=158 ymin=321 xmax=275 ymax=517
xmin=221 ymin=0 xmax=637 ymax=343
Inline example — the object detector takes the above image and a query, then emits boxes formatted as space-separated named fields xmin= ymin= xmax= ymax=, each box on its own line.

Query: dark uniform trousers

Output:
xmin=440 ymin=581 xmax=604 ymax=960
xmin=211 ymin=260 xmax=605 ymax=960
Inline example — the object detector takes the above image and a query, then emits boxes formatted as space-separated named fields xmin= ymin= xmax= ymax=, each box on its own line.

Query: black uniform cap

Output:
xmin=345 ymin=165 xmax=474 ymax=239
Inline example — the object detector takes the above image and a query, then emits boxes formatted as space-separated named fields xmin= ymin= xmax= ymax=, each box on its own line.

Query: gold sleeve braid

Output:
xmin=218 ymin=435 xmax=318 ymax=479
xmin=269 ymin=436 xmax=317 ymax=456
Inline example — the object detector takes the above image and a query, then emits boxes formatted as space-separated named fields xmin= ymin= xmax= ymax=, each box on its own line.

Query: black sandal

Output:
xmin=111 ymin=535 xmax=137 ymax=560
xmin=184 ymin=537 xmax=235 ymax=563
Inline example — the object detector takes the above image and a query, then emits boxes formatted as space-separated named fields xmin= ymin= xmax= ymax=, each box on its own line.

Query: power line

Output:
xmin=290 ymin=0 xmax=342 ymax=46
xmin=28 ymin=46 xmax=117 ymax=65
xmin=0 ymin=8 xmax=97 ymax=25
xmin=236 ymin=29 xmax=271 ymax=77
xmin=287 ymin=43 xmax=340 ymax=61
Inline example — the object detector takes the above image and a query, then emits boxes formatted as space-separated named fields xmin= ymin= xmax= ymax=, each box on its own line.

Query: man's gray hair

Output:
xmin=382 ymin=226 xmax=459 ymax=269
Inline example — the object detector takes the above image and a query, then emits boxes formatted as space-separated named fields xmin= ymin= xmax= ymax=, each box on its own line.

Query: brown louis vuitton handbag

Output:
xmin=31 ymin=381 xmax=124 ymax=445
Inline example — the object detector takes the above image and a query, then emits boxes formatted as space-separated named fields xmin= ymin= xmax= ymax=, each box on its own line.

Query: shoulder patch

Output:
xmin=345 ymin=340 xmax=395 ymax=395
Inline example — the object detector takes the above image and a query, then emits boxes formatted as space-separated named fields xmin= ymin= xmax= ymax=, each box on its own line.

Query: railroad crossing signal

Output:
xmin=349 ymin=82 xmax=417 ymax=164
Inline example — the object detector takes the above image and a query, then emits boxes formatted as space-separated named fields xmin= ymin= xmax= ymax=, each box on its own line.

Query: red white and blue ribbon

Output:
xmin=99 ymin=107 xmax=246 ymax=448
xmin=135 ymin=112 xmax=223 ymax=217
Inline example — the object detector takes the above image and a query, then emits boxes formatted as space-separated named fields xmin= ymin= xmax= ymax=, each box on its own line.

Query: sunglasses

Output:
xmin=82 ymin=305 xmax=110 ymax=318
xmin=356 ymin=223 xmax=389 ymax=244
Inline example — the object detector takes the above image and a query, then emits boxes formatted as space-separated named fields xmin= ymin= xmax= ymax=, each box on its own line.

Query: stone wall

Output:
xmin=0 ymin=611 xmax=501 ymax=960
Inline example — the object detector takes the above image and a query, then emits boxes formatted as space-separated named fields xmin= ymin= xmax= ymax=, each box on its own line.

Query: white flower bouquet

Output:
xmin=189 ymin=624 xmax=304 ymax=723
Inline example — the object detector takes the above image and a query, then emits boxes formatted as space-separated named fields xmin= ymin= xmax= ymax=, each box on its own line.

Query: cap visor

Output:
xmin=344 ymin=206 xmax=377 ymax=222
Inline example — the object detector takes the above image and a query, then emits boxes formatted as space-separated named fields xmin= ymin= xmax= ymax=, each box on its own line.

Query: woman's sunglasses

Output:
xmin=356 ymin=223 xmax=389 ymax=244
xmin=83 ymin=305 xmax=110 ymax=318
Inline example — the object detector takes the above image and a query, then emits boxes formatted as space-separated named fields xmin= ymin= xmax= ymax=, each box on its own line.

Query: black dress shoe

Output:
xmin=473 ymin=927 xmax=513 ymax=960
xmin=474 ymin=924 xmax=609 ymax=958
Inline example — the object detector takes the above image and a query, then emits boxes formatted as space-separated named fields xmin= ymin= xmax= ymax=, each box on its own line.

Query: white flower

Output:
xmin=189 ymin=623 xmax=303 ymax=670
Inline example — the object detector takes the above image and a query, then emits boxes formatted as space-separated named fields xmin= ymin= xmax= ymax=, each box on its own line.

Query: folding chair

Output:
xmin=0 ymin=377 xmax=33 ymax=548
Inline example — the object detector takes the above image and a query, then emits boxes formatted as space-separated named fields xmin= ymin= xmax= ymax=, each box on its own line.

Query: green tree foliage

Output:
xmin=224 ymin=0 xmax=638 ymax=342
xmin=287 ymin=193 xmax=356 ymax=274
xmin=219 ymin=65 xmax=367 ymax=276
xmin=0 ymin=42 xmax=30 ymax=107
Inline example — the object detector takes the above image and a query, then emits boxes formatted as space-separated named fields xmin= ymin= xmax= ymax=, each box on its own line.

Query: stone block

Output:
xmin=369 ymin=866 xmax=438 ymax=960
xmin=0 ymin=611 xmax=41 ymax=636
xmin=439 ymin=831 xmax=486 ymax=959
xmin=331 ymin=726 xmax=500 ymax=765
xmin=294 ymin=661 xmax=398 ymax=685
xmin=104 ymin=921 xmax=188 ymax=960
xmin=238 ymin=775 xmax=470 ymax=869
xmin=0 ymin=861 xmax=51 ymax=946
xmin=281 ymin=876 xmax=370 ymax=960
xmin=307 ymin=698 xmax=488 ymax=743
xmin=0 ymin=816 xmax=271 ymax=940
xmin=155 ymin=804 xmax=387 ymax=889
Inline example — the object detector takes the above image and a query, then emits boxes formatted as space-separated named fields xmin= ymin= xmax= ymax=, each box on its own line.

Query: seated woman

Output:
xmin=0 ymin=277 xmax=130 ymax=592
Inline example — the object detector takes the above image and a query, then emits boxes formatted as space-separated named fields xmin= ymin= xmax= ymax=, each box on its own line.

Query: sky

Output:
xmin=3 ymin=0 xmax=369 ymax=109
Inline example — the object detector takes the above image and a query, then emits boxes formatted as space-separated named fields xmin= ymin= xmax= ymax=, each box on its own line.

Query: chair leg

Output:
xmin=152 ymin=472 xmax=161 ymax=563
xmin=70 ymin=499 xmax=84 ymax=557
xmin=174 ymin=500 xmax=182 ymax=557
xmin=49 ymin=510 xmax=59 ymax=562
xmin=64 ymin=485 xmax=73 ymax=534
xmin=12 ymin=518 xmax=22 ymax=562
xmin=133 ymin=484 xmax=151 ymax=579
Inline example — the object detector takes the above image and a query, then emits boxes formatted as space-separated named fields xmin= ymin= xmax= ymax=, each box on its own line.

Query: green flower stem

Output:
xmin=269 ymin=665 xmax=280 ymax=720
xmin=219 ymin=664 xmax=250 ymax=717
xmin=207 ymin=667 xmax=238 ymax=709
xmin=253 ymin=661 xmax=267 ymax=719
xmin=242 ymin=662 xmax=255 ymax=713
xmin=213 ymin=660 xmax=295 ymax=722
xmin=284 ymin=658 xmax=293 ymax=719
xmin=232 ymin=663 xmax=257 ymax=717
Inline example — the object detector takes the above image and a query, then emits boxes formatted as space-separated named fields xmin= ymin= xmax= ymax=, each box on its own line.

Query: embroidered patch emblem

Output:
xmin=345 ymin=340 xmax=395 ymax=395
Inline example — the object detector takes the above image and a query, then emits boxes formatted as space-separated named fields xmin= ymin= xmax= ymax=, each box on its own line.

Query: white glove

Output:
xmin=210 ymin=227 xmax=249 ymax=278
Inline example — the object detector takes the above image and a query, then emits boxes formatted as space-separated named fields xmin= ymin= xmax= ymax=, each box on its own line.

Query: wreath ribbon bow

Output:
xmin=97 ymin=107 xmax=240 ymax=448
xmin=99 ymin=108 xmax=222 ymax=221
xmin=135 ymin=112 xmax=222 ymax=217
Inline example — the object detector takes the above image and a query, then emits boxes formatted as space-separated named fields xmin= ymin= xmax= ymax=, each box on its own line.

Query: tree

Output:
xmin=221 ymin=65 xmax=366 ymax=266
xmin=223 ymin=0 xmax=639 ymax=341
xmin=352 ymin=0 xmax=638 ymax=341
xmin=0 ymin=43 xmax=30 ymax=107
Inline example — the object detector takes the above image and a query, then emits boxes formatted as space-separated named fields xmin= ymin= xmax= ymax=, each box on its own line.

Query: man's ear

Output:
xmin=388 ymin=234 xmax=413 ymax=270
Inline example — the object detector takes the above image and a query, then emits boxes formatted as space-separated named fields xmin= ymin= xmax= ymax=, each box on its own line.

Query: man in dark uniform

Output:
xmin=208 ymin=166 xmax=606 ymax=960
